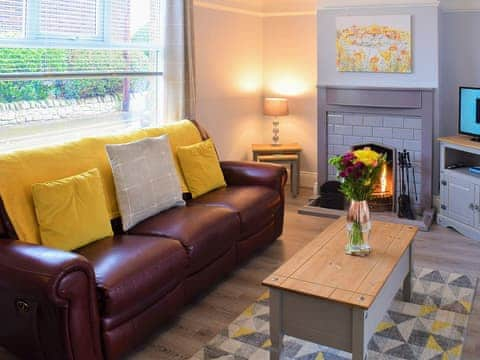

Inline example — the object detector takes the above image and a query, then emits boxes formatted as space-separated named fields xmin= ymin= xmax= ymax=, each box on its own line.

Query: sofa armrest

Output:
xmin=0 ymin=240 xmax=103 ymax=360
xmin=221 ymin=161 xmax=288 ymax=193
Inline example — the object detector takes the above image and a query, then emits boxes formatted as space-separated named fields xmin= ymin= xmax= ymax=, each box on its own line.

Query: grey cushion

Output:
xmin=106 ymin=135 xmax=185 ymax=231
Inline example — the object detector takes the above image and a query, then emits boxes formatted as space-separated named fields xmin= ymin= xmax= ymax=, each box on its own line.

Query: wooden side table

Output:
xmin=252 ymin=143 xmax=302 ymax=197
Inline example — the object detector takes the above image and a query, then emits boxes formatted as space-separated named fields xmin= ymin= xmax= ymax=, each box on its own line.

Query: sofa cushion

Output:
xmin=144 ymin=120 xmax=203 ymax=193
xmin=76 ymin=235 xmax=187 ymax=328
xmin=106 ymin=135 xmax=185 ymax=231
xmin=177 ymin=139 xmax=226 ymax=199
xmin=32 ymin=168 xmax=113 ymax=251
xmin=190 ymin=186 xmax=281 ymax=237
xmin=128 ymin=205 xmax=240 ymax=275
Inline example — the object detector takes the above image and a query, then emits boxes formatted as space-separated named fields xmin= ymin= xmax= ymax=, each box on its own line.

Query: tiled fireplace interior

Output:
xmin=327 ymin=112 xmax=422 ymax=209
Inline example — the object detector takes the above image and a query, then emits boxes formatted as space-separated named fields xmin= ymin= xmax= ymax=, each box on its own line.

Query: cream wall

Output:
xmin=195 ymin=1 xmax=318 ymax=189
xmin=263 ymin=14 xmax=318 ymax=185
xmin=194 ymin=5 xmax=264 ymax=161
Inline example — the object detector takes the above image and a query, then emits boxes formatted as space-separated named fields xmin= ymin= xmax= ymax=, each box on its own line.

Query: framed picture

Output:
xmin=336 ymin=15 xmax=412 ymax=73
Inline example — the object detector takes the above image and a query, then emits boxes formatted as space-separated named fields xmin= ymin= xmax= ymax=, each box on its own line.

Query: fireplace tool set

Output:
xmin=398 ymin=150 xmax=417 ymax=220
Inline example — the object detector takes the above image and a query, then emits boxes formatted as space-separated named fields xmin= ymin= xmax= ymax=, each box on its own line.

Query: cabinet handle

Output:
xmin=441 ymin=204 xmax=447 ymax=210
xmin=441 ymin=180 xmax=447 ymax=186
xmin=469 ymin=203 xmax=475 ymax=210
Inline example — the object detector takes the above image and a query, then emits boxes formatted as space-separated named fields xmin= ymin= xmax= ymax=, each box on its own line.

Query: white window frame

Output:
xmin=0 ymin=0 xmax=161 ymax=49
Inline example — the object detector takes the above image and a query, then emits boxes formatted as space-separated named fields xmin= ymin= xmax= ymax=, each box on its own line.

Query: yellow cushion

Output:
xmin=32 ymin=169 xmax=113 ymax=251
xmin=177 ymin=139 xmax=226 ymax=199
xmin=144 ymin=120 xmax=203 ymax=192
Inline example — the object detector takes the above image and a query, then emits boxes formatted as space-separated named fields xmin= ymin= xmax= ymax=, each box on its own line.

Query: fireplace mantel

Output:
xmin=317 ymin=86 xmax=434 ymax=211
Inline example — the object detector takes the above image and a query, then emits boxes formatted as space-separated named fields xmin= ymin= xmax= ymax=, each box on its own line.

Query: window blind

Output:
xmin=0 ymin=0 xmax=164 ymax=77
xmin=0 ymin=0 xmax=25 ymax=39
xmin=39 ymin=0 xmax=100 ymax=38
xmin=111 ymin=0 xmax=163 ymax=45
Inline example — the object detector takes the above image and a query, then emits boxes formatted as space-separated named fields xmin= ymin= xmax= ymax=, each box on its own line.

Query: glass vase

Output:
xmin=345 ymin=200 xmax=372 ymax=256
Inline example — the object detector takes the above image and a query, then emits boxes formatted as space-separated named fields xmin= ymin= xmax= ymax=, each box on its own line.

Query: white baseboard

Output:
xmin=300 ymin=171 xmax=317 ymax=190
xmin=285 ymin=170 xmax=317 ymax=195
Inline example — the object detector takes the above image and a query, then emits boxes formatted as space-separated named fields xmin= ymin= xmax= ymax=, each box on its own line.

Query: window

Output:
xmin=0 ymin=0 xmax=25 ymax=39
xmin=0 ymin=0 xmax=165 ymax=151
xmin=39 ymin=0 xmax=100 ymax=39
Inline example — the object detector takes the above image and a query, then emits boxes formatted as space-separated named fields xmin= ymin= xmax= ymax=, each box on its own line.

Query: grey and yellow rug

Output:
xmin=190 ymin=268 xmax=477 ymax=360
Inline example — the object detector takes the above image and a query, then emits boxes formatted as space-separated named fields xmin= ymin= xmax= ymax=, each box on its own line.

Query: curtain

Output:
xmin=163 ymin=0 xmax=197 ymax=122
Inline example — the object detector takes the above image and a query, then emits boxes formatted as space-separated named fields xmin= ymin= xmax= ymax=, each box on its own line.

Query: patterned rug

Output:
xmin=190 ymin=268 xmax=478 ymax=360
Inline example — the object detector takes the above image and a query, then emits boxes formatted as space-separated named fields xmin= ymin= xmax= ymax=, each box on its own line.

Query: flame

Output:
xmin=380 ymin=163 xmax=388 ymax=193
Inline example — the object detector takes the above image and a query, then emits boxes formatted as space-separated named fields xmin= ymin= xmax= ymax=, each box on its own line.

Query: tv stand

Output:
xmin=438 ymin=135 xmax=480 ymax=241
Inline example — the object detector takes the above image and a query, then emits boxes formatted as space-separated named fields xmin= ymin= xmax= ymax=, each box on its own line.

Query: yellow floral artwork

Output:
xmin=336 ymin=15 xmax=412 ymax=73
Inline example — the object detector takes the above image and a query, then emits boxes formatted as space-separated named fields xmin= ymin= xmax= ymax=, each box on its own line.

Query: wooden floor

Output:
xmin=131 ymin=189 xmax=480 ymax=360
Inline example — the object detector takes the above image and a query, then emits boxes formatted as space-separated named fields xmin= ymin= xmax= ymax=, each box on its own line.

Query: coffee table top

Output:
xmin=263 ymin=218 xmax=417 ymax=309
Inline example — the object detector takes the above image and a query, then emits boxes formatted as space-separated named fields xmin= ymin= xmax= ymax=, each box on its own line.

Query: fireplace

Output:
xmin=351 ymin=143 xmax=396 ymax=212
xmin=300 ymin=86 xmax=436 ymax=231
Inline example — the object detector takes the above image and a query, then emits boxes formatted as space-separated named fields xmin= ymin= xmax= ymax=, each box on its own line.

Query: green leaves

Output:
xmin=0 ymin=48 xmax=152 ymax=103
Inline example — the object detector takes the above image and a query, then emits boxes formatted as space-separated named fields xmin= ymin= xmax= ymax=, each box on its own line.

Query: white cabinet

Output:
xmin=438 ymin=137 xmax=480 ymax=241
xmin=440 ymin=174 xmax=476 ymax=227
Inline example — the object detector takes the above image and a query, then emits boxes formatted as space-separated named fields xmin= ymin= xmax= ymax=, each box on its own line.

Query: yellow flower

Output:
xmin=353 ymin=148 xmax=381 ymax=167
xmin=381 ymin=50 xmax=391 ymax=63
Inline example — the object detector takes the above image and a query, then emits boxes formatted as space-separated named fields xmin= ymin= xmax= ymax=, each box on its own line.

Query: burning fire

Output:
xmin=380 ymin=162 xmax=388 ymax=193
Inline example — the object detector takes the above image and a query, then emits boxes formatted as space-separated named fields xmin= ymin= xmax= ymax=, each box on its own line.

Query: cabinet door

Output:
xmin=475 ymin=185 xmax=480 ymax=229
xmin=445 ymin=175 xmax=475 ymax=226
xmin=440 ymin=174 xmax=448 ymax=214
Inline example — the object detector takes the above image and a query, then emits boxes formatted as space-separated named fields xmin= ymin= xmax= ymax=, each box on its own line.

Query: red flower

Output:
xmin=342 ymin=152 xmax=355 ymax=167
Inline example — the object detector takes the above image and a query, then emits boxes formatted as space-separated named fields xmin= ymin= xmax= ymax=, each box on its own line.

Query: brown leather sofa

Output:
xmin=0 ymin=161 xmax=287 ymax=360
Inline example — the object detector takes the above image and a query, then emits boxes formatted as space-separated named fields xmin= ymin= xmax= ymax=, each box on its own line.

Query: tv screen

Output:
xmin=459 ymin=87 xmax=480 ymax=137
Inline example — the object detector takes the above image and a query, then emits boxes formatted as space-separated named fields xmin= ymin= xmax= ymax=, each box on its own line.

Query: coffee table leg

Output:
xmin=403 ymin=244 xmax=413 ymax=302
xmin=270 ymin=289 xmax=284 ymax=360
xmin=352 ymin=308 xmax=367 ymax=360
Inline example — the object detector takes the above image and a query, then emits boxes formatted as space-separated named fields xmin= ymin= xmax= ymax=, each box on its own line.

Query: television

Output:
xmin=459 ymin=87 xmax=480 ymax=141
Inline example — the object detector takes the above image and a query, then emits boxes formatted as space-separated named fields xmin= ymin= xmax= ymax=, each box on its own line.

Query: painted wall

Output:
xmin=263 ymin=14 xmax=318 ymax=183
xmin=439 ymin=11 xmax=480 ymax=139
xmin=194 ymin=5 xmax=264 ymax=161
xmin=195 ymin=1 xmax=318 ymax=185
xmin=317 ymin=5 xmax=439 ymax=88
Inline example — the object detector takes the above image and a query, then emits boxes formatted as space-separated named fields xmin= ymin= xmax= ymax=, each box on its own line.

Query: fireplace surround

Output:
xmin=304 ymin=86 xmax=435 ymax=230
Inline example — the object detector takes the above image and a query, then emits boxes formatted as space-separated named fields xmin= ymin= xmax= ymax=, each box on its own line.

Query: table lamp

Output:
xmin=264 ymin=97 xmax=289 ymax=146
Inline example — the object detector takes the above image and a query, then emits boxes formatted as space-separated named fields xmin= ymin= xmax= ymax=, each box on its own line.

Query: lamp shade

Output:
xmin=264 ymin=98 xmax=289 ymax=117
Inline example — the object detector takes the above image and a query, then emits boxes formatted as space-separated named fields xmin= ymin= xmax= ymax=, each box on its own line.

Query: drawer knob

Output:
xmin=441 ymin=180 xmax=447 ymax=186
xmin=441 ymin=205 xmax=447 ymax=210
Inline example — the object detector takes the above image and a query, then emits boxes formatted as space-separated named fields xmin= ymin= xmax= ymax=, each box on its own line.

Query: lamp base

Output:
xmin=272 ymin=117 xmax=280 ymax=146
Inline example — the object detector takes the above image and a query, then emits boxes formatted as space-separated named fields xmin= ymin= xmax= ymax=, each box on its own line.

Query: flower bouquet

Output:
xmin=329 ymin=148 xmax=387 ymax=256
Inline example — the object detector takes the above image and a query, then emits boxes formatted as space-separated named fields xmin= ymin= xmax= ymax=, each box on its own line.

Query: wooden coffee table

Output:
xmin=263 ymin=218 xmax=417 ymax=360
